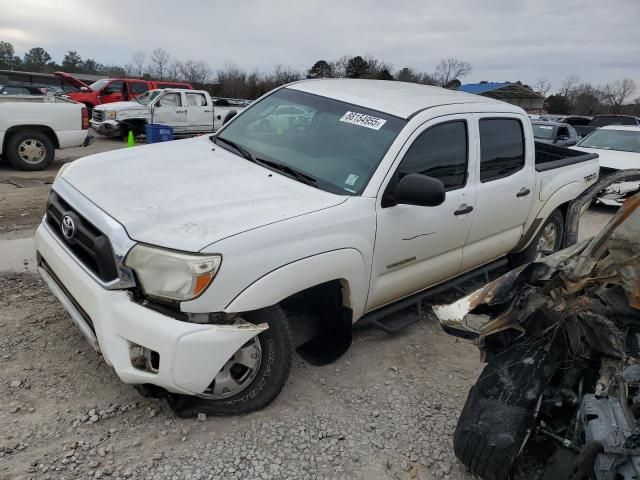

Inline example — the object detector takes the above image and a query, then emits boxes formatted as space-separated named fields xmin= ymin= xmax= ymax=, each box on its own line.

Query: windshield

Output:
xmin=532 ymin=124 xmax=555 ymax=140
xmin=88 ymin=79 xmax=109 ymax=92
xmin=577 ymin=129 xmax=640 ymax=153
xmin=215 ymin=88 xmax=406 ymax=195
xmin=136 ymin=90 xmax=163 ymax=105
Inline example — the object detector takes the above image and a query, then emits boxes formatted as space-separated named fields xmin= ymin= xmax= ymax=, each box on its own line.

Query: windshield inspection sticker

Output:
xmin=340 ymin=111 xmax=387 ymax=130
xmin=345 ymin=173 xmax=359 ymax=186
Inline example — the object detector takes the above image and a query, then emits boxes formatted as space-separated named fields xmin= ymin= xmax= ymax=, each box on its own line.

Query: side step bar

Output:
xmin=358 ymin=258 xmax=508 ymax=334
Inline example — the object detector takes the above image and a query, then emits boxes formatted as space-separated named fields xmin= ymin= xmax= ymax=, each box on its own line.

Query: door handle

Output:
xmin=516 ymin=188 xmax=531 ymax=198
xmin=454 ymin=205 xmax=473 ymax=216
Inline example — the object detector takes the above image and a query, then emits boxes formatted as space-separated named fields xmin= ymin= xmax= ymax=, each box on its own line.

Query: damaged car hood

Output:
xmin=58 ymin=136 xmax=347 ymax=252
xmin=93 ymin=101 xmax=148 ymax=114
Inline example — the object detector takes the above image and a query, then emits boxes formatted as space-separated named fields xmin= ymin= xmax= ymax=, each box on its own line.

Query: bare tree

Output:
xmin=270 ymin=64 xmax=301 ymax=86
xmin=432 ymin=58 xmax=472 ymax=87
xmin=572 ymin=84 xmax=603 ymax=116
xmin=149 ymin=48 xmax=170 ymax=80
xmin=533 ymin=78 xmax=552 ymax=98
xmin=128 ymin=50 xmax=146 ymax=78
xmin=216 ymin=62 xmax=248 ymax=98
xmin=559 ymin=75 xmax=579 ymax=97
xmin=601 ymin=78 xmax=637 ymax=113
xmin=175 ymin=60 xmax=212 ymax=85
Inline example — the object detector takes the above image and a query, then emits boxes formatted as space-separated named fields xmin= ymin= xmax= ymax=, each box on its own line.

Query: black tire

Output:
xmin=167 ymin=305 xmax=293 ymax=417
xmin=510 ymin=209 xmax=564 ymax=267
xmin=6 ymin=130 xmax=55 ymax=171
xmin=454 ymin=334 xmax=562 ymax=480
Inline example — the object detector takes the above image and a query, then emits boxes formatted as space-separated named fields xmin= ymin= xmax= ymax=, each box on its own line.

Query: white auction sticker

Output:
xmin=339 ymin=111 xmax=387 ymax=130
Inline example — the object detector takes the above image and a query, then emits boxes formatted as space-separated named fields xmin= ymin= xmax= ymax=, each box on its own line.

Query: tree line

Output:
xmin=0 ymin=41 xmax=637 ymax=114
xmin=541 ymin=76 xmax=638 ymax=115
xmin=0 ymin=41 xmax=473 ymax=98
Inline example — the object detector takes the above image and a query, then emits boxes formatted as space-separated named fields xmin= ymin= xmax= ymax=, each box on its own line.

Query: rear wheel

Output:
xmin=6 ymin=130 xmax=55 ymax=171
xmin=167 ymin=305 xmax=293 ymax=417
xmin=510 ymin=209 xmax=564 ymax=266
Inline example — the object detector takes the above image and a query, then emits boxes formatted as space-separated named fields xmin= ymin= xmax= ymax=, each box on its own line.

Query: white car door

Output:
xmin=185 ymin=92 xmax=212 ymax=133
xmin=367 ymin=115 xmax=477 ymax=311
xmin=460 ymin=114 xmax=534 ymax=271
xmin=151 ymin=92 xmax=187 ymax=133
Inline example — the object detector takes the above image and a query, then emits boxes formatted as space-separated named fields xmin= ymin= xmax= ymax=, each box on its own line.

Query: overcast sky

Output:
xmin=1 ymin=0 xmax=639 ymax=93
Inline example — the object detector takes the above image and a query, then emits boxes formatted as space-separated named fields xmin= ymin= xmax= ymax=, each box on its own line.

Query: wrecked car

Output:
xmin=435 ymin=181 xmax=640 ymax=480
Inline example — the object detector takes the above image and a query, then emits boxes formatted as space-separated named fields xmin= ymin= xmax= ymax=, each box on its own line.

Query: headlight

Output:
xmin=125 ymin=244 xmax=221 ymax=301
xmin=105 ymin=111 xmax=117 ymax=120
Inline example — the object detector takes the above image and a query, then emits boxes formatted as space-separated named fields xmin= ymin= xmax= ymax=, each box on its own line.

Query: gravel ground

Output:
xmin=0 ymin=273 xmax=482 ymax=480
xmin=0 ymin=134 xmax=617 ymax=479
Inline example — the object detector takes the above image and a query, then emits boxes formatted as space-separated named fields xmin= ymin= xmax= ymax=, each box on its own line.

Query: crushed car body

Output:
xmin=434 ymin=185 xmax=640 ymax=480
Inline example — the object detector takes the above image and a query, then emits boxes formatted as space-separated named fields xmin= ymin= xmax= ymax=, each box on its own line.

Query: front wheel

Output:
xmin=167 ymin=305 xmax=293 ymax=417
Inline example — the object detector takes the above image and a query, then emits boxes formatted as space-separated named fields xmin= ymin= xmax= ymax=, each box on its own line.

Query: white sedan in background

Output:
xmin=574 ymin=125 xmax=640 ymax=206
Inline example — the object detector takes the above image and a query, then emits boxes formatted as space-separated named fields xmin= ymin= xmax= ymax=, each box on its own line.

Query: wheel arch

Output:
xmin=512 ymin=183 xmax=581 ymax=254
xmin=225 ymin=248 xmax=368 ymax=321
xmin=4 ymin=125 xmax=59 ymax=150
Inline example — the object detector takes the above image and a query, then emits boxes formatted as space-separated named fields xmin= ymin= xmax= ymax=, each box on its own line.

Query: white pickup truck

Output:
xmin=90 ymin=89 xmax=244 ymax=138
xmin=0 ymin=96 xmax=92 ymax=170
xmin=35 ymin=80 xmax=599 ymax=415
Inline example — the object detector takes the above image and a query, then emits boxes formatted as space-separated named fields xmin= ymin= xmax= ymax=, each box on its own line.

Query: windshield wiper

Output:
xmin=214 ymin=136 xmax=257 ymax=162
xmin=213 ymin=137 xmax=317 ymax=187
xmin=252 ymin=158 xmax=318 ymax=186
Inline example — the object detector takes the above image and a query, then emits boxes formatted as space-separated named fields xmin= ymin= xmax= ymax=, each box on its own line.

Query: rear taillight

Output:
xmin=81 ymin=107 xmax=89 ymax=129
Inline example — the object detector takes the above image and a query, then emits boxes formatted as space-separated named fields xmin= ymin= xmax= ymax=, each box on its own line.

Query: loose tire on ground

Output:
xmin=6 ymin=130 xmax=55 ymax=171
xmin=510 ymin=209 xmax=564 ymax=267
xmin=453 ymin=334 xmax=562 ymax=480
xmin=167 ymin=305 xmax=293 ymax=417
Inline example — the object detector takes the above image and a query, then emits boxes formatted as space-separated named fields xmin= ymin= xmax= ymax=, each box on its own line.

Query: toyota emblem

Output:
xmin=61 ymin=215 xmax=76 ymax=240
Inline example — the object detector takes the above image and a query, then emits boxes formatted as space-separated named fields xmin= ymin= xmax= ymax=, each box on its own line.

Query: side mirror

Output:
xmin=566 ymin=139 xmax=577 ymax=146
xmin=393 ymin=173 xmax=446 ymax=207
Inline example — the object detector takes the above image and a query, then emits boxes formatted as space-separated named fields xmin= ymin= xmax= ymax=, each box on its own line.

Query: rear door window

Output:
xmin=398 ymin=120 xmax=468 ymax=191
xmin=129 ymin=82 xmax=148 ymax=95
xmin=186 ymin=93 xmax=207 ymax=106
xmin=479 ymin=118 xmax=525 ymax=182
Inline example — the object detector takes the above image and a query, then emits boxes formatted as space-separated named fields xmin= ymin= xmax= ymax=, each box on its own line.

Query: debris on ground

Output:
xmin=435 ymin=193 xmax=640 ymax=480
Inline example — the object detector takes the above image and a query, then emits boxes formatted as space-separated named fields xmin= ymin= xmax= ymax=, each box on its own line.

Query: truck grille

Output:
xmin=46 ymin=191 xmax=118 ymax=282
xmin=92 ymin=110 xmax=104 ymax=122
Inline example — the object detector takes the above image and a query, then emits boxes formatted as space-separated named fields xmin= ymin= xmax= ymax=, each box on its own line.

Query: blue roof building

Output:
xmin=457 ymin=82 xmax=544 ymax=111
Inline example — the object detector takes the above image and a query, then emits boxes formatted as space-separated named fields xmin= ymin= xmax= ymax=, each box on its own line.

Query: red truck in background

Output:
xmin=54 ymin=72 xmax=192 ymax=113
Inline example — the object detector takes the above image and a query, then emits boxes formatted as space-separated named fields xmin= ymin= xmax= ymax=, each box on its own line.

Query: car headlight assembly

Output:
xmin=125 ymin=244 xmax=221 ymax=302
xmin=105 ymin=111 xmax=117 ymax=120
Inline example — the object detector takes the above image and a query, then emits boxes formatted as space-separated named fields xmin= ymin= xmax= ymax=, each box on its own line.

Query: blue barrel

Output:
xmin=145 ymin=124 xmax=174 ymax=143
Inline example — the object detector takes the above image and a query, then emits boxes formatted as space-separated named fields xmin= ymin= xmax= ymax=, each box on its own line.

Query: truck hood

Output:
xmin=54 ymin=71 xmax=90 ymax=90
xmin=59 ymin=136 xmax=347 ymax=252
xmin=573 ymin=146 xmax=640 ymax=170
xmin=94 ymin=101 xmax=149 ymax=114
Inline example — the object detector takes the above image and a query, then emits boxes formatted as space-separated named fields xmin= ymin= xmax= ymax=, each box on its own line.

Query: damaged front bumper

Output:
xmin=90 ymin=119 xmax=121 ymax=137
xmin=35 ymin=223 xmax=267 ymax=396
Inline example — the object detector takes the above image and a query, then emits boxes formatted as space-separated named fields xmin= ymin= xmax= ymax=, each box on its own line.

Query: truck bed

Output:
xmin=535 ymin=141 xmax=598 ymax=172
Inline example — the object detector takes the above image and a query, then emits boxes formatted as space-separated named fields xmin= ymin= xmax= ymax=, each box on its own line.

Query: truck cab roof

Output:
xmin=288 ymin=79 xmax=514 ymax=119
